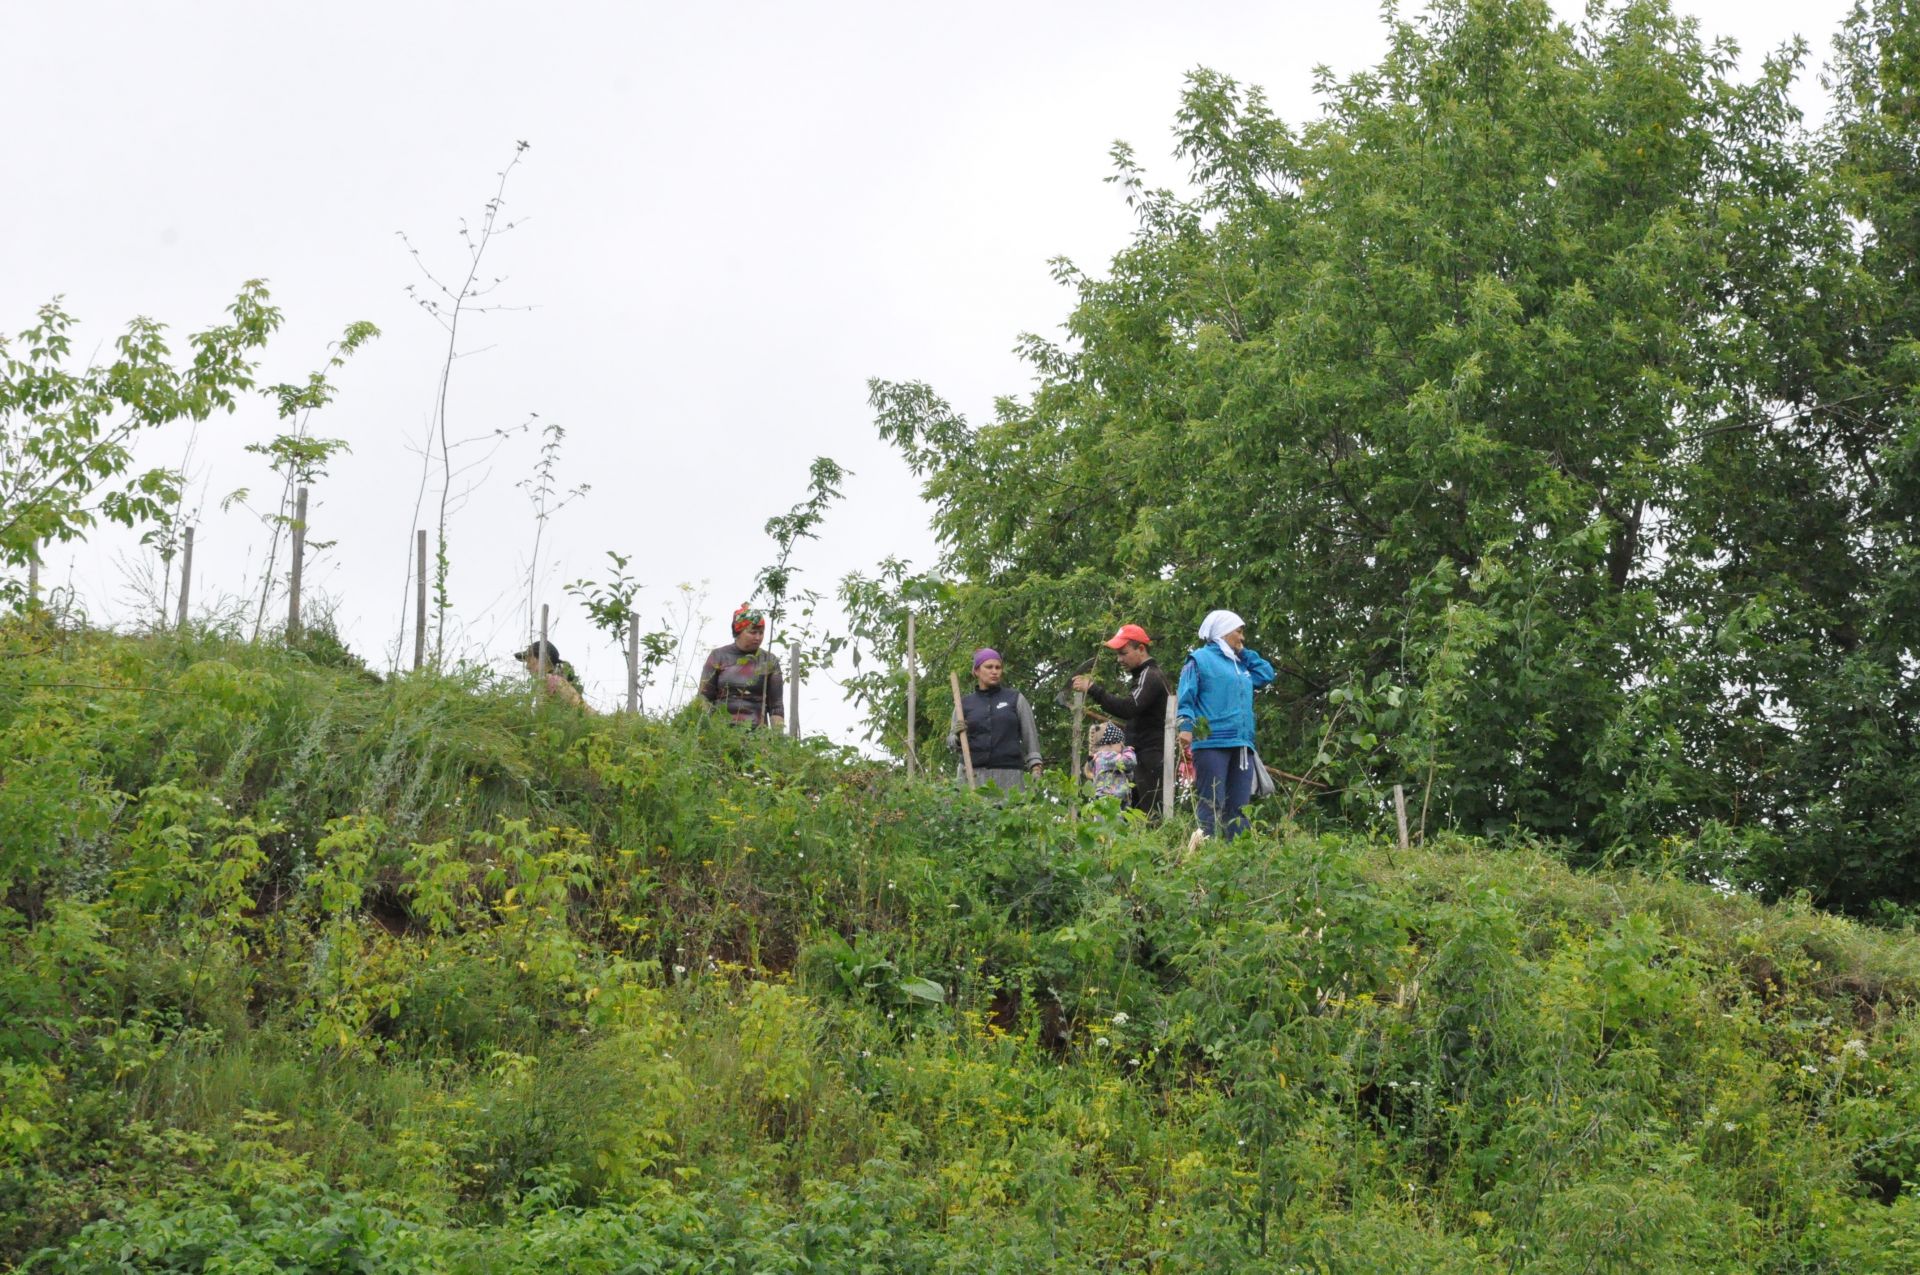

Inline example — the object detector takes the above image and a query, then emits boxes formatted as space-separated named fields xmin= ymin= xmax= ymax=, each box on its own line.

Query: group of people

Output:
xmin=519 ymin=603 xmax=1275 ymax=844
xmin=514 ymin=603 xmax=785 ymax=722
xmin=950 ymin=610 xmax=1274 ymax=843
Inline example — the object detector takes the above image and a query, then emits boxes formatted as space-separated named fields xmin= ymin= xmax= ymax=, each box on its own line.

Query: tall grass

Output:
xmin=2 ymin=619 xmax=1917 ymax=1271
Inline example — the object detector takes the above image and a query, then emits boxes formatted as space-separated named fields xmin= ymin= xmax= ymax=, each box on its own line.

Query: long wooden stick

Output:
xmin=949 ymin=671 xmax=975 ymax=787
xmin=758 ymin=615 xmax=773 ymax=727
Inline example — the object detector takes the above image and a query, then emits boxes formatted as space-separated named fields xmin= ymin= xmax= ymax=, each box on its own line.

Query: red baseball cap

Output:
xmin=1103 ymin=623 xmax=1152 ymax=649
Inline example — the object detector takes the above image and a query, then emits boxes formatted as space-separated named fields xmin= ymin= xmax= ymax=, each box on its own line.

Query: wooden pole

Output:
xmin=538 ymin=604 xmax=550 ymax=677
xmin=414 ymin=529 xmax=428 ymax=671
xmin=758 ymin=616 xmax=773 ymax=728
xmin=949 ymin=671 xmax=975 ymax=788
xmin=627 ymin=613 xmax=641 ymax=714
xmin=905 ymin=610 xmax=918 ymax=776
xmin=175 ymin=527 xmax=194 ymax=629
xmin=286 ymin=486 xmax=308 ymax=640
xmin=26 ymin=545 xmax=39 ymax=607
xmin=1070 ymin=687 xmax=1086 ymax=811
xmin=788 ymin=642 xmax=801 ymax=738
xmin=1393 ymin=783 xmax=1411 ymax=852
xmin=1162 ymin=694 xmax=1178 ymax=817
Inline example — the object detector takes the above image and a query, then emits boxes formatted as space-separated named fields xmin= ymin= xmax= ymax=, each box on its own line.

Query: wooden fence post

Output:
xmin=286 ymin=486 xmax=308 ymax=639
xmin=1069 ymin=687 xmax=1087 ymax=812
xmin=788 ymin=642 xmax=800 ymax=738
xmin=1393 ymin=783 xmax=1411 ymax=852
xmin=536 ymin=604 xmax=550 ymax=704
xmin=905 ymin=610 xmax=918 ymax=776
xmin=414 ymin=529 xmax=428 ymax=671
xmin=175 ymin=527 xmax=194 ymax=629
xmin=627 ymin=613 xmax=641 ymax=713
xmin=1162 ymin=694 xmax=1178 ymax=817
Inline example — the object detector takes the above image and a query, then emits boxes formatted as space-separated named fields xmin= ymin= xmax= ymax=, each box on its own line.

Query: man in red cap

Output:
xmin=1072 ymin=623 xmax=1169 ymax=816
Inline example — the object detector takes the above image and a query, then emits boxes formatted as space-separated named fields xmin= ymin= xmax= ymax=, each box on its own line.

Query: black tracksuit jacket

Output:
xmin=1086 ymin=658 xmax=1170 ymax=762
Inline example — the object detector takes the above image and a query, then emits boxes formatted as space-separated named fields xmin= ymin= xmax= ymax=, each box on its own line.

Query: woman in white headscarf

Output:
xmin=1174 ymin=609 xmax=1275 ymax=841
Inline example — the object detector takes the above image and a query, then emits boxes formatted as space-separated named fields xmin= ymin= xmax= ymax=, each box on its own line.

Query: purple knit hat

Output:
xmin=972 ymin=647 xmax=1002 ymax=670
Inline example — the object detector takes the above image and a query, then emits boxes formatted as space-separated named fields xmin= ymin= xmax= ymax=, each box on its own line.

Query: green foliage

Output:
xmin=0 ymin=283 xmax=286 ymax=588
xmin=565 ymin=550 xmax=676 ymax=698
xmin=2 ymin=623 xmax=1917 ymax=1269
xmin=863 ymin=0 xmax=1920 ymax=912
xmin=753 ymin=455 xmax=847 ymax=624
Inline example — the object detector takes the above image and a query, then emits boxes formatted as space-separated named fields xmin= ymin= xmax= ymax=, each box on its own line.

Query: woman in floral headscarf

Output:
xmin=698 ymin=604 xmax=784 ymax=728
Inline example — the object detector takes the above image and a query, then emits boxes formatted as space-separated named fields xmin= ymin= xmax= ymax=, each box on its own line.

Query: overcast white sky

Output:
xmin=3 ymin=0 xmax=1855 ymax=745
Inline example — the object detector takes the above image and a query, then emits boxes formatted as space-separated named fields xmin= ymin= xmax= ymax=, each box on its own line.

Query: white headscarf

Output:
xmin=1197 ymin=609 xmax=1245 ymax=661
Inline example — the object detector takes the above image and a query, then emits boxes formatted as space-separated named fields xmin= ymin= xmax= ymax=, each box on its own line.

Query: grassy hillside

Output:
xmin=2 ymin=619 xmax=1917 ymax=1272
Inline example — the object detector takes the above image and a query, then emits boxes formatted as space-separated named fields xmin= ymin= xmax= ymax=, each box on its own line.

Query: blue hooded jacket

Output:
xmin=1175 ymin=643 xmax=1275 ymax=750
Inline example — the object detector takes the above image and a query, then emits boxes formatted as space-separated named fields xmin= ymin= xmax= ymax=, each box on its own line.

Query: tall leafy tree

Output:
xmin=867 ymin=0 xmax=1915 ymax=909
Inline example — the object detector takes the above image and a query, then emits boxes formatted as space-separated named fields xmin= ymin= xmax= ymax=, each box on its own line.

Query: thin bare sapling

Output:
xmin=519 ymin=418 xmax=587 ymax=643
xmin=395 ymin=139 xmax=535 ymax=668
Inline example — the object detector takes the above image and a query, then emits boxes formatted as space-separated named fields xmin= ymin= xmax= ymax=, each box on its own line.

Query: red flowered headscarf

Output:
xmin=732 ymin=605 xmax=766 ymax=636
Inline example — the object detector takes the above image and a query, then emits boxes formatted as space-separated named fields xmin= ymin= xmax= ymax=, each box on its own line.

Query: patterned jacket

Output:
xmin=699 ymin=643 xmax=784 ymax=724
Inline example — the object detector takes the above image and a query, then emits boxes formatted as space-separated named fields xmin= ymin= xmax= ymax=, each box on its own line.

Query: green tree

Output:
xmin=868 ymin=0 xmax=1914 ymax=908
xmin=0 ymin=282 xmax=286 ymax=597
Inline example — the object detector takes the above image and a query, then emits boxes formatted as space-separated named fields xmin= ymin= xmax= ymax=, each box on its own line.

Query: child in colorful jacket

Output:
xmin=1086 ymin=721 xmax=1137 ymax=800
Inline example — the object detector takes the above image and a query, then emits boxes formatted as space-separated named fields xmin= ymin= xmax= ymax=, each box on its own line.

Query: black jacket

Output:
xmin=1087 ymin=658 xmax=1169 ymax=756
xmin=957 ymin=686 xmax=1041 ymax=771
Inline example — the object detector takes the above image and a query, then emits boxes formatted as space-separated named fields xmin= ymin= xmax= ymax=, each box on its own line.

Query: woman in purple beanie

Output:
xmin=947 ymin=647 xmax=1043 ymax=791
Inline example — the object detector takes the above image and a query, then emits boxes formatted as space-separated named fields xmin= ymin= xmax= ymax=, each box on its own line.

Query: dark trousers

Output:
xmin=1130 ymin=751 xmax=1164 ymax=819
xmin=1192 ymin=746 xmax=1253 ymax=841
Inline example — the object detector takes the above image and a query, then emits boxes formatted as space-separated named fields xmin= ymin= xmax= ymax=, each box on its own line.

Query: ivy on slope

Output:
xmin=2 ymin=622 xmax=1918 ymax=1272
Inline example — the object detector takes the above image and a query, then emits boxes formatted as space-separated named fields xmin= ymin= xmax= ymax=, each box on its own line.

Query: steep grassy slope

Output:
xmin=2 ymin=620 xmax=1917 ymax=1271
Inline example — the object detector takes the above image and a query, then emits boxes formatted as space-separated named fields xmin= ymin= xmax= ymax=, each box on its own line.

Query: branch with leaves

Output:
xmin=566 ymin=551 xmax=675 ymax=709
xmin=242 ymin=321 xmax=380 ymax=639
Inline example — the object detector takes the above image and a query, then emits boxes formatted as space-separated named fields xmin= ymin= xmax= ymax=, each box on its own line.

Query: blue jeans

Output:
xmin=1193 ymin=745 xmax=1253 ymax=841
